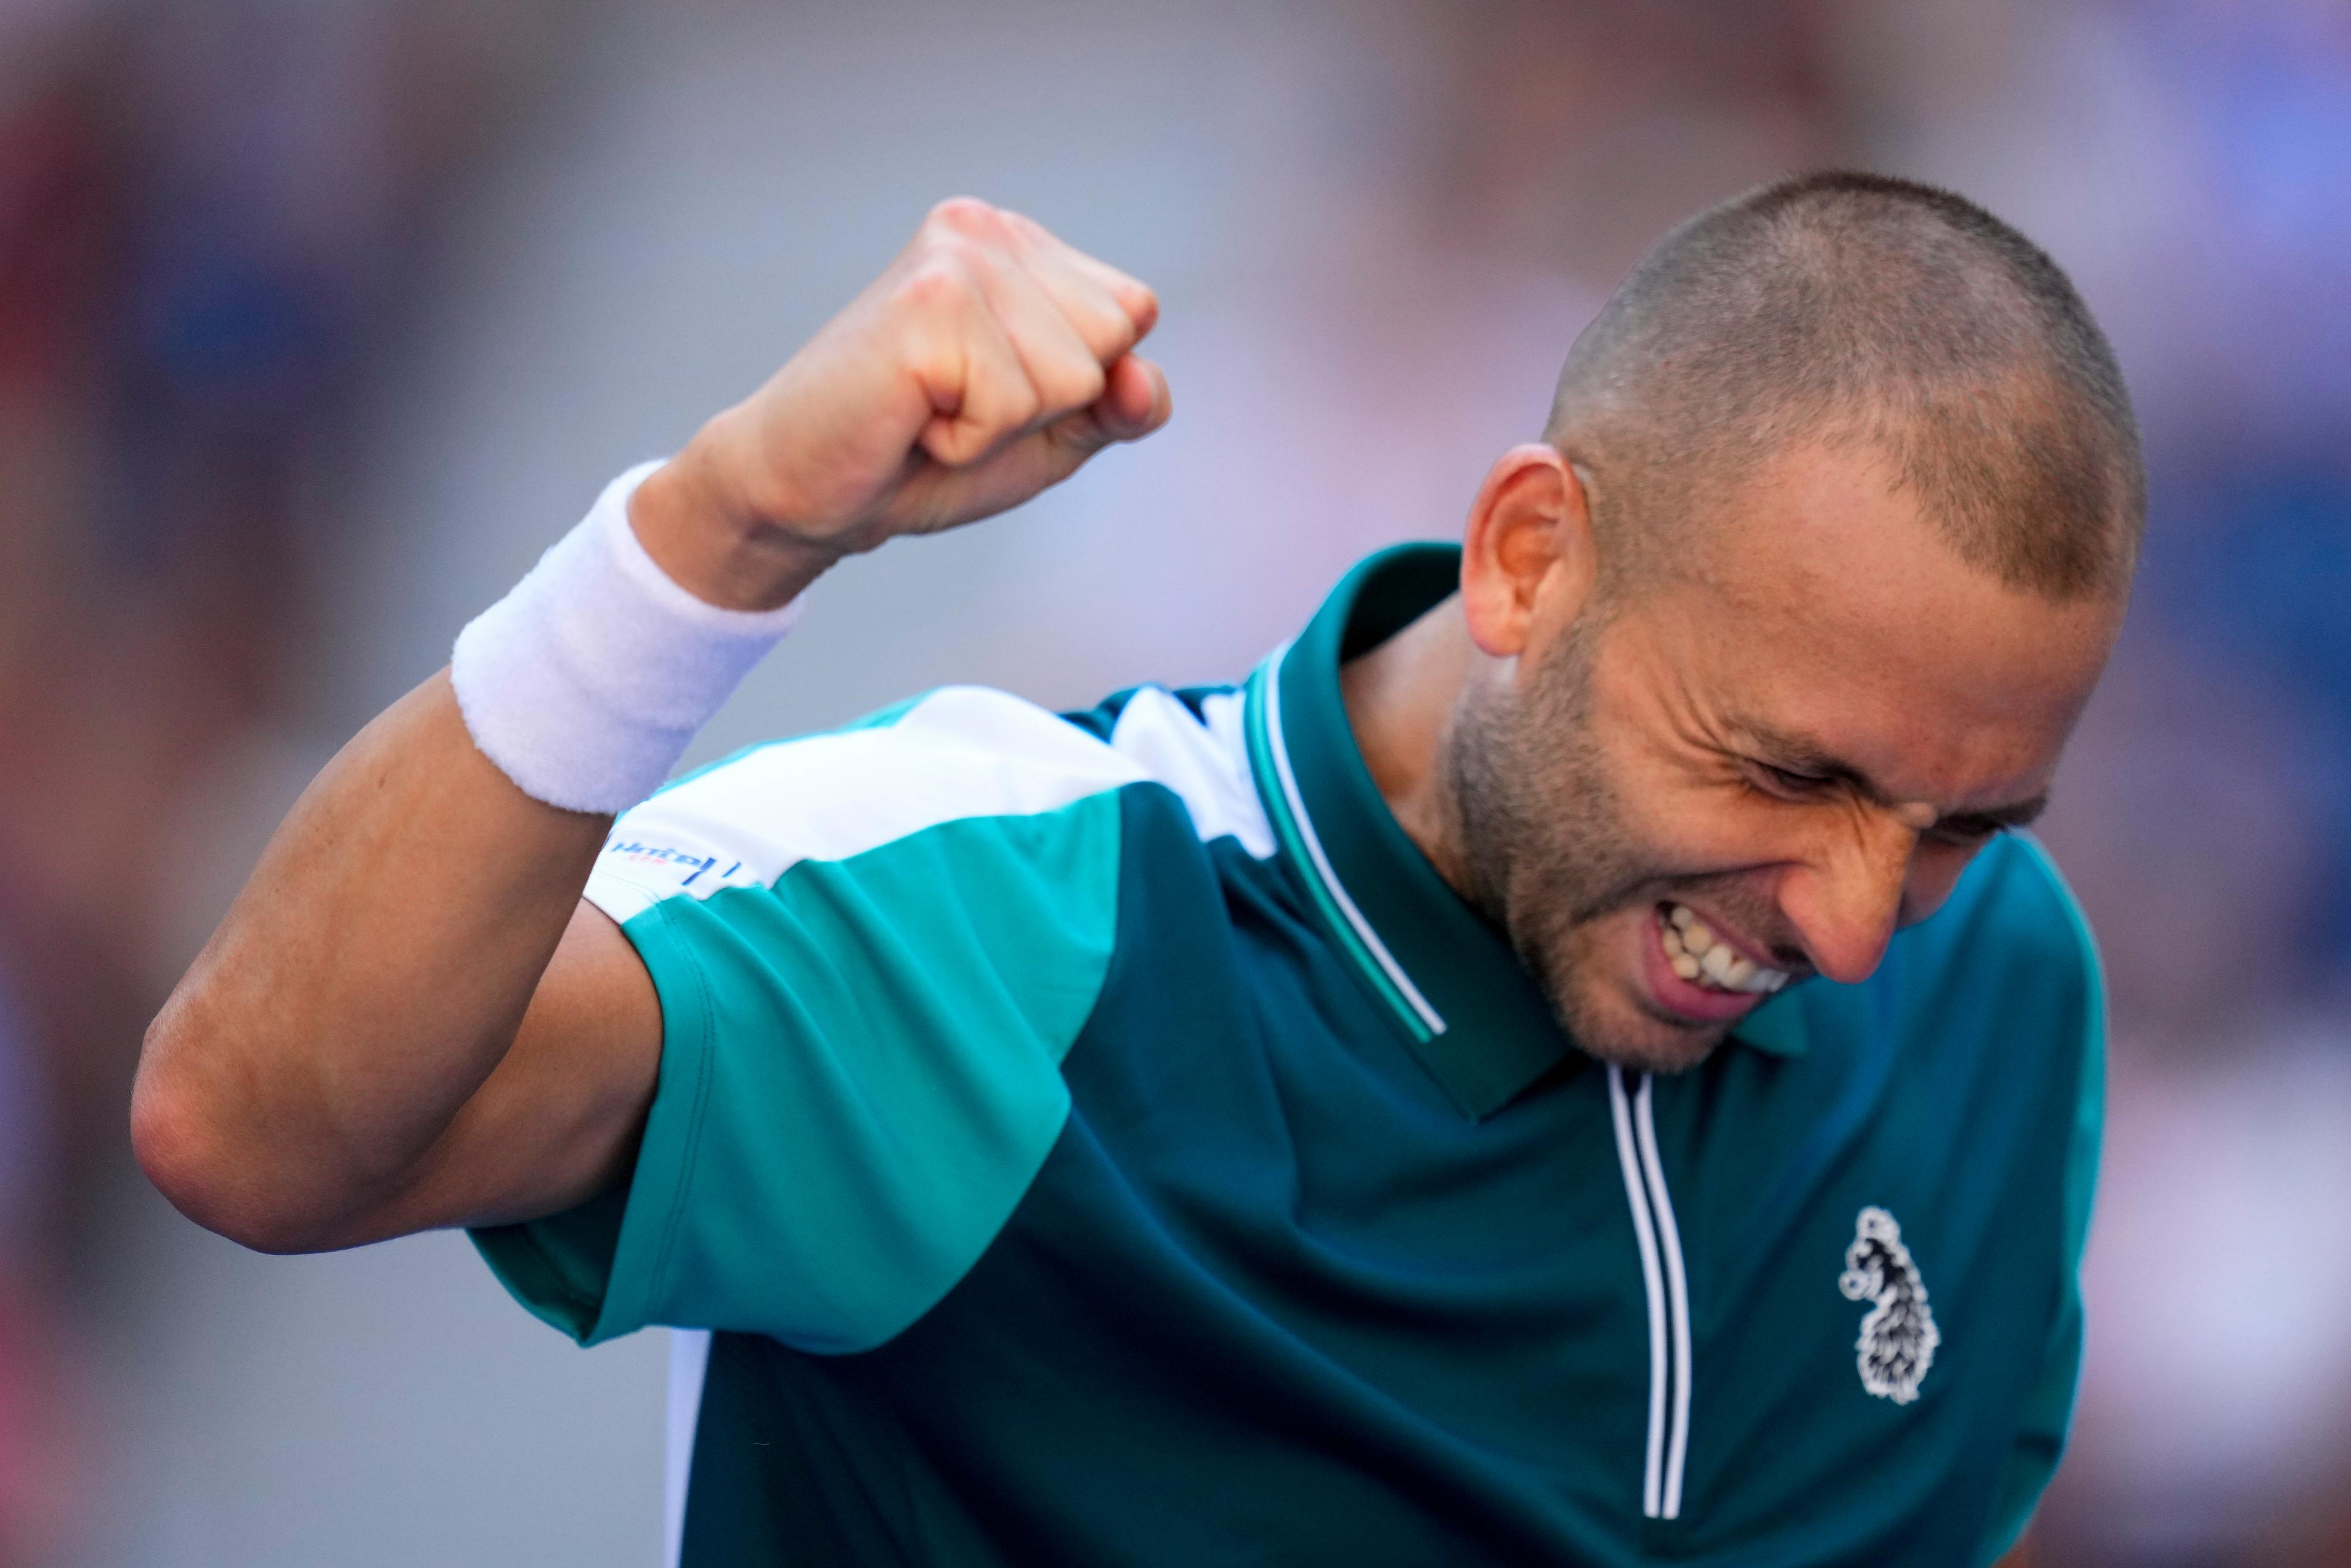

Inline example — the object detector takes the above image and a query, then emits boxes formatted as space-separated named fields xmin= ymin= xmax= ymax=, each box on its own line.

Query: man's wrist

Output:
xmin=629 ymin=437 xmax=842 ymax=615
xmin=449 ymin=462 xmax=805 ymax=814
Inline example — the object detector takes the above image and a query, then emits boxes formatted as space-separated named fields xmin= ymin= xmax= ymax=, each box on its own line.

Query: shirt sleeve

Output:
xmin=470 ymin=687 xmax=1139 ymax=1353
xmin=1976 ymin=838 xmax=2108 ymax=1562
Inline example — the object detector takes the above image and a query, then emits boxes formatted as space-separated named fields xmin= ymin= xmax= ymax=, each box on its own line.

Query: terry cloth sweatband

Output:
xmin=450 ymin=460 xmax=803 ymax=814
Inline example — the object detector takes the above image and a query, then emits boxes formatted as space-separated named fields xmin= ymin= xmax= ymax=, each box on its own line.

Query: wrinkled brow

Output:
xmin=1730 ymin=721 xmax=2049 ymax=832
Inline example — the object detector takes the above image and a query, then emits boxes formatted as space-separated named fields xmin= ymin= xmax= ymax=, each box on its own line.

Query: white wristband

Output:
xmin=450 ymin=460 xmax=802 ymax=813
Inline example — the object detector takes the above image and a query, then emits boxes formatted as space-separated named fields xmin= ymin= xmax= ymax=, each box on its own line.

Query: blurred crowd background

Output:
xmin=1 ymin=0 xmax=2345 ymax=1563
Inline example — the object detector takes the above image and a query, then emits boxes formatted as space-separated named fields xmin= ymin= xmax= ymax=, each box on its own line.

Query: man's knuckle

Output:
xmin=897 ymin=261 xmax=975 ymax=315
xmin=932 ymin=232 xmax=1011 ymax=288
xmin=926 ymin=195 xmax=995 ymax=233
xmin=1112 ymin=280 xmax=1158 ymax=329
xmin=926 ymin=198 xmax=1016 ymax=255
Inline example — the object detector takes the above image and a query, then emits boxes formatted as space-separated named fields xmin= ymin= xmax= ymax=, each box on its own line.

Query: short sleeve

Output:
xmin=471 ymin=688 xmax=1140 ymax=1353
xmin=1976 ymin=838 xmax=2107 ymax=1562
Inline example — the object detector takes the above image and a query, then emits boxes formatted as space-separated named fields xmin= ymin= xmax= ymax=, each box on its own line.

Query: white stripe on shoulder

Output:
xmin=586 ymin=686 xmax=1147 ymax=922
xmin=1108 ymin=687 xmax=1275 ymax=858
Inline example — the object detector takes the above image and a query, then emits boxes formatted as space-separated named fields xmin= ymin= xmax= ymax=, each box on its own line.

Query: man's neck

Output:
xmin=1337 ymin=595 xmax=1479 ymax=896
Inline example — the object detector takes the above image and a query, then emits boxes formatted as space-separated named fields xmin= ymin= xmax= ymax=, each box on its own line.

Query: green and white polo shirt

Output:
xmin=474 ymin=542 xmax=2102 ymax=1568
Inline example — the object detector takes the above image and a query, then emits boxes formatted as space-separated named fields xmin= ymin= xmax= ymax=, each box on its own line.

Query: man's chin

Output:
xmin=1574 ymin=1030 xmax=1725 ymax=1076
xmin=1548 ymin=983 xmax=1733 ymax=1076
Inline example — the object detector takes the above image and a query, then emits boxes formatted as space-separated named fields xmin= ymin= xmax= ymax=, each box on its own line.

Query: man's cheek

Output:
xmin=1627 ymin=784 xmax=1797 ymax=876
xmin=1614 ymin=792 xmax=1730 ymax=877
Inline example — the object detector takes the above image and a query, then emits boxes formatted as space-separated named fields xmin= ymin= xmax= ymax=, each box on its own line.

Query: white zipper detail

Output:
xmin=1608 ymin=1066 xmax=1692 ymax=1521
xmin=1635 ymin=1075 xmax=1693 ymax=1518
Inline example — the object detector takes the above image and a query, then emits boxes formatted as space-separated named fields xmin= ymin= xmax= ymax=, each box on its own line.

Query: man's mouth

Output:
xmin=1658 ymin=902 xmax=1791 ymax=996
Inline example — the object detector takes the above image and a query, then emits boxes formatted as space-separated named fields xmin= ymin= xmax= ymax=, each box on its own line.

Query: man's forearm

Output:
xmin=132 ymin=672 xmax=607 ymax=1250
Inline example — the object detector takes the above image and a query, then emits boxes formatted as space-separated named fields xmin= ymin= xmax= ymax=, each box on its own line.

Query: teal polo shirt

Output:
xmin=474 ymin=543 xmax=2102 ymax=1567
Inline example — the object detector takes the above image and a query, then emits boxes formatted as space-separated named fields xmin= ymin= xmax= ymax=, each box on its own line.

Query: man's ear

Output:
xmin=1460 ymin=444 xmax=1599 ymax=660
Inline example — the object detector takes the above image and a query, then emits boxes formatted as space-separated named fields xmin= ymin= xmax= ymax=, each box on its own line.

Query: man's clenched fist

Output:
xmin=630 ymin=198 xmax=1171 ymax=611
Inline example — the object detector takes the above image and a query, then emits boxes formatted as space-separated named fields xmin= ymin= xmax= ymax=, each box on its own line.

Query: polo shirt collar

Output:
xmin=1242 ymin=542 xmax=1807 ymax=1119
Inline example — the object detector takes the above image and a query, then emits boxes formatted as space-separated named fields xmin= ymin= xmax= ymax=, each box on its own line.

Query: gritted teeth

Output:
xmin=1660 ymin=902 xmax=1788 ymax=995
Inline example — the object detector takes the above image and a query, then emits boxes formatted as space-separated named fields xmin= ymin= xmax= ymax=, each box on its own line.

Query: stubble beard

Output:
xmin=1439 ymin=625 xmax=1725 ymax=1075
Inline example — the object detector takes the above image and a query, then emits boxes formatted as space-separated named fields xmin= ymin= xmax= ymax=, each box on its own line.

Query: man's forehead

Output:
xmin=1697 ymin=441 xmax=1949 ymax=591
xmin=1662 ymin=445 xmax=2122 ymax=683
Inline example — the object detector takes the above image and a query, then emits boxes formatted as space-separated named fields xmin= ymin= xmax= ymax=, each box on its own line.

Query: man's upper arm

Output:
xmin=466 ymin=688 xmax=1144 ymax=1351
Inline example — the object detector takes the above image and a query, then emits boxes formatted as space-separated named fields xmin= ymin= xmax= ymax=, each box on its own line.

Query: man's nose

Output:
xmin=1776 ymin=811 xmax=1921 ymax=985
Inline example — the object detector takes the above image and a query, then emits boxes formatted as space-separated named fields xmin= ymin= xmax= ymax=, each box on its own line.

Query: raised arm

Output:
xmin=132 ymin=198 xmax=1170 ymax=1253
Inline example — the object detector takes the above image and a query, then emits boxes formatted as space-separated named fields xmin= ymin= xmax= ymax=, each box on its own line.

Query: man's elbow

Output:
xmin=131 ymin=1012 xmax=342 ymax=1255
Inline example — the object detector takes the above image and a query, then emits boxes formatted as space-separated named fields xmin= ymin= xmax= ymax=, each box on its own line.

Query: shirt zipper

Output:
xmin=1608 ymin=1065 xmax=1692 ymax=1520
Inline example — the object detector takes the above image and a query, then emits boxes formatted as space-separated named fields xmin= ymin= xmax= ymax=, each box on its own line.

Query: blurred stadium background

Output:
xmin=1 ymin=0 xmax=2346 ymax=1562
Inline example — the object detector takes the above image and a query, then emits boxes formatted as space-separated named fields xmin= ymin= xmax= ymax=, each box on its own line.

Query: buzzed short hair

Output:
xmin=1547 ymin=170 xmax=2146 ymax=599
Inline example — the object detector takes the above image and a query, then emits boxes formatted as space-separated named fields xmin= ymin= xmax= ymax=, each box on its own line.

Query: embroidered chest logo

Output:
xmin=1837 ymin=1206 xmax=1940 ymax=1405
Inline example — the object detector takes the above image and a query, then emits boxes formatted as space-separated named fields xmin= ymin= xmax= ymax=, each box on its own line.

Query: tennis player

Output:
xmin=135 ymin=172 xmax=2140 ymax=1567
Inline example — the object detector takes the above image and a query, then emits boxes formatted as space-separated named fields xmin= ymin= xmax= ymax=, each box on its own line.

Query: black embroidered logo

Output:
xmin=1838 ymin=1206 xmax=1939 ymax=1405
